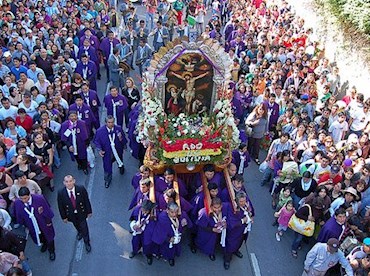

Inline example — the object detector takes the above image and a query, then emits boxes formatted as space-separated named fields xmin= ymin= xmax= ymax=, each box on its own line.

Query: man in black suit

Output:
xmin=57 ymin=175 xmax=92 ymax=252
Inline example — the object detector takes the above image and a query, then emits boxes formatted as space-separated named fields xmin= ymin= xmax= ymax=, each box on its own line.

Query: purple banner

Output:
xmin=154 ymin=48 xmax=186 ymax=79
xmin=198 ymin=48 xmax=223 ymax=75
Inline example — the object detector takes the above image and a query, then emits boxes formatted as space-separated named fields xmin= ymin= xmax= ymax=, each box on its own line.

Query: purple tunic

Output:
xmin=103 ymin=94 xmax=128 ymax=127
xmin=79 ymin=35 xmax=100 ymax=49
xmin=80 ymin=89 xmax=101 ymax=124
xmin=231 ymin=150 xmax=251 ymax=173
xmin=155 ymin=176 xmax=188 ymax=198
xmin=128 ymin=187 xmax=151 ymax=210
xmin=317 ymin=216 xmax=344 ymax=243
xmin=157 ymin=195 xmax=193 ymax=214
xmin=75 ymin=61 xmax=97 ymax=91
xmin=69 ymin=103 xmax=98 ymax=134
xmin=100 ymin=37 xmax=120 ymax=60
xmin=152 ymin=211 xmax=192 ymax=260
xmin=225 ymin=197 xmax=254 ymax=253
xmin=130 ymin=206 xmax=158 ymax=255
xmin=194 ymin=172 xmax=224 ymax=191
xmin=195 ymin=204 xmax=229 ymax=255
xmin=14 ymin=194 xmax=55 ymax=244
xmin=131 ymin=173 xmax=142 ymax=189
xmin=263 ymin=101 xmax=280 ymax=130
xmin=128 ymin=104 xmax=145 ymax=160
xmin=77 ymin=46 xmax=99 ymax=63
xmin=60 ymin=120 xmax=89 ymax=160
xmin=93 ymin=125 xmax=127 ymax=174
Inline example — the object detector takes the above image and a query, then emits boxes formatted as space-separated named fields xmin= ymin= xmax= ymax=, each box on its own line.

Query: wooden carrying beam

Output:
xmin=223 ymin=168 xmax=237 ymax=212
xmin=149 ymin=171 xmax=156 ymax=203
xmin=201 ymin=171 xmax=211 ymax=214
xmin=173 ymin=174 xmax=181 ymax=215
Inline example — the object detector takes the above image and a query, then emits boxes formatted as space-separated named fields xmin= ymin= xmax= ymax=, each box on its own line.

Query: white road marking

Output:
xmin=250 ymin=253 xmax=262 ymax=276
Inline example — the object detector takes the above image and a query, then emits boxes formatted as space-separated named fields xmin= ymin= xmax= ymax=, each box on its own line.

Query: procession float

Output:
xmin=136 ymin=37 xmax=240 ymax=212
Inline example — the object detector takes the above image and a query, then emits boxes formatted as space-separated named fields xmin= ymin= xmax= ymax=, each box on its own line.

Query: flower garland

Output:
xmin=213 ymin=99 xmax=240 ymax=149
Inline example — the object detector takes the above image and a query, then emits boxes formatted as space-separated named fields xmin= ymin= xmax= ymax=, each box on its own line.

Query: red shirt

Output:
xmin=15 ymin=115 xmax=33 ymax=133
xmin=318 ymin=173 xmax=342 ymax=186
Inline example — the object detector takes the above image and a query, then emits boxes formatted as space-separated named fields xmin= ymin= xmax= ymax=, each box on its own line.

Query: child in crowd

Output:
xmin=274 ymin=200 xmax=295 ymax=241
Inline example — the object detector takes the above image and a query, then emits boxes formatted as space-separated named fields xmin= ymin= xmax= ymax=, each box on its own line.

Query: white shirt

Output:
xmin=67 ymin=187 xmax=76 ymax=199
xmin=18 ymin=100 xmax=39 ymax=118
xmin=0 ymin=105 xmax=18 ymax=120
xmin=329 ymin=120 xmax=348 ymax=144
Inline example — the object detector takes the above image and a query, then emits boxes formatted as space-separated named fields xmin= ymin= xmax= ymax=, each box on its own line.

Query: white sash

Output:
xmin=112 ymin=99 xmax=119 ymax=124
xmin=240 ymin=206 xmax=252 ymax=234
xmin=24 ymin=206 xmax=42 ymax=246
xmin=71 ymin=129 xmax=78 ymax=155
xmin=213 ymin=213 xmax=227 ymax=247
xmin=108 ymin=131 xmax=124 ymax=167
xmin=169 ymin=217 xmax=181 ymax=248
xmin=130 ymin=211 xmax=150 ymax=236
xmin=82 ymin=66 xmax=88 ymax=79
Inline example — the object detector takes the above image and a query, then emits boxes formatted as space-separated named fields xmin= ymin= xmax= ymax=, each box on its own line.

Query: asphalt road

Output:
xmin=22 ymin=4 xmax=312 ymax=276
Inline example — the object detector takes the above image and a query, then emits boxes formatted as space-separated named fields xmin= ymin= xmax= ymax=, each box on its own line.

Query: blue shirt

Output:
xmin=10 ymin=65 xmax=28 ymax=80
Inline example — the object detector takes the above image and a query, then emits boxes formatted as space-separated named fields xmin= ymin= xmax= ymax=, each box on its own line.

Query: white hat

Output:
xmin=66 ymin=37 xmax=73 ymax=42
xmin=3 ymin=51 xmax=11 ymax=58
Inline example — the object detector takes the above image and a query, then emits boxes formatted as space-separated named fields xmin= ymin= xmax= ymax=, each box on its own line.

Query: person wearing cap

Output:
xmin=329 ymin=187 xmax=360 ymax=216
xmin=303 ymin=238 xmax=353 ymax=276
xmin=57 ymin=175 xmax=92 ymax=253
xmin=60 ymin=111 xmax=89 ymax=175
xmin=129 ymin=199 xmax=157 ymax=264
xmin=317 ymin=164 xmax=342 ymax=190
xmin=2 ymin=51 xmax=14 ymax=69
xmin=14 ymin=187 xmax=56 ymax=261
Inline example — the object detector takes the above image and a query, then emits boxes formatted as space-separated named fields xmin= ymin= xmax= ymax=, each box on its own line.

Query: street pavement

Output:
xmin=21 ymin=4 xmax=314 ymax=276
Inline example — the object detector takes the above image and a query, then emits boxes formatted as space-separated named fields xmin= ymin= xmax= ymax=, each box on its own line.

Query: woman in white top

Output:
xmin=35 ymin=72 xmax=51 ymax=95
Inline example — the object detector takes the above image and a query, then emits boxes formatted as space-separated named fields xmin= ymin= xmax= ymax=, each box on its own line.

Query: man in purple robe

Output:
xmin=69 ymin=95 xmax=98 ymax=136
xmin=190 ymin=182 xmax=219 ymax=223
xmin=231 ymin=144 xmax=251 ymax=175
xmin=100 ymin=31 xmax=120 ymax=79
xmin=155 ymin=168 xmax=187 ymax=198
xmin=60 ymin=111 xmax=89 ymax=174
xmin=193 ymin=164 xmax=223 ymax=195
xmin=103 ymin=86 xmax=128 ymax=128
xmin=195 ymin=197 xmax=229 ymax=261
xmin=94 ymin=115 xmax=127 ymax=188
xmin=156 ymin=188 xmax=192 ymax=214
xmin=79 ymin=82 xmax=101 ymax=124
xmin=228 ymin=36 xmax=246 ymax=57
xmin=129 ymin=178 xmax=152 ymax=210
xmin=152 ymin=202 xmax=192 ymax=266
xmin=78 ymin=39 xmax=99 ymax=69
xmin=75 ymin=54 xmax=98 ymax=91
xmin=224 ymin=191 xmax=254 ymax=270
xmin=131 ymin=165 xmax=151 ymax=190
xmin=79 ymin=29 xmax=100 ymax=49
xmin=220 ymin=174 xmax=247 ymax=203
xmin=129 ymin=199 xmax=158 ymax=265
xmin=263 ymin=93 xmax=280 ymax=133
xmin=317 ymin=208 xmax=347 ymax=243
xmin=128 ymin=104 xmax=146 ymax=163
xmin=15 ymin=187 xmax=56 ymax=261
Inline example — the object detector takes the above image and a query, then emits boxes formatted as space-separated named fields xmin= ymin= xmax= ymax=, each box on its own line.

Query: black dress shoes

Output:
xmin=77 ymin=233 xmax=83 ymax=240
xmin=83 ymin=169 xmax=88 ymax=175
xmin=49 ymin=252 xmax=56 ymax=261
xmin=209 ymin=254 xmax=216 ymax=261
xmin=119 ymin=166 xmax=125 ymax=175
xmin=129 ymin=252 xmax=135 ymax=258
xmin=147 ymin=256 xmax=153 ymax=265
xmin=234 ymin=251 xmax=243 ymax=258
xmin=85 ymin=243 xmax=91 ymax=253
xmin=105 ymin=182 xmax=110 ymax=188
xmin=224 ymin=262 xmax=230 ymax=270
xmin=40 ymin=243 xmax=47 ymax=253
xmin=169 ymin=259 xmax=175 ymax=266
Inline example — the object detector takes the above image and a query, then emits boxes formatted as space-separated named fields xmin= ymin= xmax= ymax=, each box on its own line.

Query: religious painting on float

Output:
xmin=165 ymin=53 xmax=214 ymax=116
